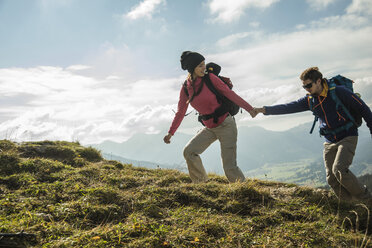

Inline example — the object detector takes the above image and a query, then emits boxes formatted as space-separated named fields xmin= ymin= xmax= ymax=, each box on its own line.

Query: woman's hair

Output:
xmin=300 ymin=67 xmax=323 ymax=82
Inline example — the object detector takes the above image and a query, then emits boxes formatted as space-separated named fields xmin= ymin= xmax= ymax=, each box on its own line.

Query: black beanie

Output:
xmin=180 ymin=51 xmax=205 ymax=74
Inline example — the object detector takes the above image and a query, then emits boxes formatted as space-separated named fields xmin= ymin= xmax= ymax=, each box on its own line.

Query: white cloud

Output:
xmin=66 ymin=65 xmax=91 ymax=71
xmin=296 ymin=24 xmax=306 ymax=30
xmin=216 ymin=31 xmax=263 ymax=48
xmin=249 ymin=22 xmax=260 ymax=28
xmin=208 ymin=11 xmax=372 ymax=91
xmin=347 ymin=0 xmax=372 ymax=15
xmin=354 ymin=77 xmax=372 ymax=107
xmin=207 ymin=0 xmax=280 ymax=23
xmin=309 ymin=14 xmax=369 ymax=29
xmin=0 ymin=66 xmax=96 ymax=97
xmin=80 ymin=42 xmax=162 ymax=81
xmin=0 ymin=66 xmax=181 ymax=144
xmin=306 ymin=0 xmax=337 ymax=11
xmin=125 ymin=0 xmax=165 ymax=20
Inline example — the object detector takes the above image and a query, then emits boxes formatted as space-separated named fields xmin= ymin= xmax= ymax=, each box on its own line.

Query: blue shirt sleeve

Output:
xmin=264 ymin=96 xmax=310 ymax=115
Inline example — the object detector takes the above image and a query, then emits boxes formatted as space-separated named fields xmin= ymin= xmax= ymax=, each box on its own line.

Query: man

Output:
xmin=255 ymin=67 xmax=372 ymax=202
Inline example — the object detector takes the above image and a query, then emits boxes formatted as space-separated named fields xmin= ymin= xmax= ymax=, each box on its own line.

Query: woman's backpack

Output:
xmin=182 ymin=62 xmax=240 ymax=124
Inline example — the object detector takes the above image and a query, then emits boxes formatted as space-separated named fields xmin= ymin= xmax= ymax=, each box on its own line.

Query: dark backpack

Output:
xmin=308 ymin=75 xmax=362 ymax=135
xmin=182 ymin=62 xmax=240 ymax=124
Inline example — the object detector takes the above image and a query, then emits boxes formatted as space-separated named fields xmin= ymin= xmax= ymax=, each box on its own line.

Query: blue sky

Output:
xmin=0 ymin=0 xmax=351 ymax=70
xmin=0 ymin=0 xmax=371 ymax=143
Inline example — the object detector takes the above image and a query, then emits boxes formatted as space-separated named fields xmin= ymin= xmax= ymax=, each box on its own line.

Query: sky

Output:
xmin=0 ymin=0 xmax=372 ymax=144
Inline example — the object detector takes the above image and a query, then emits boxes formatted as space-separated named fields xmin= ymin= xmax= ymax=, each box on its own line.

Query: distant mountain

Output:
xmin=95 ymin=132 xmax=191 ymax=167
xmin=91 ymin=122 xmax=372 ymax=185
xmin=92 ymin=123 xmax=321 ymax=171
xmin=102 ymin=152 xmax=187 ymax=172
xmin=236 ymin=123 xmax=323 ymax=168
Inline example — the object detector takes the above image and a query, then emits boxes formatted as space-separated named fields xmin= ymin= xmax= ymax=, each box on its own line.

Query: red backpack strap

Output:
xmin=182 ymin=80 xmax=189 ymax=97
xmin=218 ymin=76 xmax=233 ymax=89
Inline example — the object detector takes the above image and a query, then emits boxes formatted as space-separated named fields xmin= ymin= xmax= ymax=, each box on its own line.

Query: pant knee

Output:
xmin=327 ymin=175 xmax=338 ymax=186
xmin=332 ymin=168 xmax=349 ymax=180
xmin=183 ymin=145 xmax=193 ymax=159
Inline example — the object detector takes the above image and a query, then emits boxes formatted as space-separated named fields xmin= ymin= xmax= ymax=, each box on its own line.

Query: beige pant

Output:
xmin=323 ymin=136 xmax=366 ymax=200
xmin=183 ymin=115 xmax=245 ymax=183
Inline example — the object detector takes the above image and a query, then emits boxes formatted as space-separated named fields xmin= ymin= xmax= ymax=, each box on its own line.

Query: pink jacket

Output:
xmin=168 ymin=73 xmax=253 ymax=135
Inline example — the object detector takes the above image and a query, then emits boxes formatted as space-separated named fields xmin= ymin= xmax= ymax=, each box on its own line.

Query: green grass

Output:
xmin=0 ymin=140 xmax=371 ymax=247
xmin=247 ymin=159 xmax=327 ymax=187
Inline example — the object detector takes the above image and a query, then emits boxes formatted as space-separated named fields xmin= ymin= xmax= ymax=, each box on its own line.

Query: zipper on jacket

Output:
xmin=336 ymin=111 xmax=346 ymax=122
xmin=319 ymin=96 xmax=331 ymax=128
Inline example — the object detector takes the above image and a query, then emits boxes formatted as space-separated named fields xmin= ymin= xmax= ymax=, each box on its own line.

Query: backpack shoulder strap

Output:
xmin=182 ymin=80 xmax=189 ymax=97
xmin=203 ymin=73 xmax=224 ymax=101
xmin=328 ymin=80 xmax=337 ymax=103
xmin=307 ymin=95 xmax=314 ymax=111
xmin=218 ymin=76 xmax=233 ymax=89
xmin=328 ymin=81 xmax=357 ymax=126
xmin=307 ymin=95 xmax=318 ymax=134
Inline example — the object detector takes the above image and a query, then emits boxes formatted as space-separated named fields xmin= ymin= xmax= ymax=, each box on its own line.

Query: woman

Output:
xmin=163 ymin=51 xmax=256 ymax=183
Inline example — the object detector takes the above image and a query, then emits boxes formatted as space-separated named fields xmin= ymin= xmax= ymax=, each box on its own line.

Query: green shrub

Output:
xmin=78 ymin=147 xmax=103 ymax=162
xmin=0 ymin=140 xmax=16 ymax=152
xmin=106 ymin=160 xmax=124 ymax=169
xmin=44 ymin=146 xmax=76 ymax=161
xmin=18 ymin=144 xmax=77 ymax=165
xmin=156 ymin=175 xmax=181 ymax=187
xmin=78 ymin=167 xmax=100 ymax=179
xmin=0 ymin=173 xmax=36 ymax=189
xmin=87 ymin=187 xmax=121 ymax=204
xmin=72 ymin=157 xmax=87 ymax=167
xmin=26 ymin=140 xmax=56 ymax=146
xmin=20 ymin=158 xmax=66 ymax=174
xmin=19 ymin=158 xmax=67 ymax=182
xmin=0 ymin=152 xmax=21 ymax=175
xmin=26 ymin=140 xmax=79 ymax=147
xmin=52 ymin=202 xmax=128 ymax=227
xmin=199 ymin=222 xmax=226 ymax=238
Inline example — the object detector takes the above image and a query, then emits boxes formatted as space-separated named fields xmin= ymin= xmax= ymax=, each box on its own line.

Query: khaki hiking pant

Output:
xmin=323 ymin=136 xmax=366 ymax=200
xmin=183 ymin=115 xmax=246 ymax=183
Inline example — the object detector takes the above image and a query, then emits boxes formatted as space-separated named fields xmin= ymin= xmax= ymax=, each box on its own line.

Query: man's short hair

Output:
xmin=300 ymin=67 xmax=323 ymax=82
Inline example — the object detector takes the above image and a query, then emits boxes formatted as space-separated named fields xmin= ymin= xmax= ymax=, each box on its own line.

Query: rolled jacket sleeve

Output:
xmin=168 ymin=86 xmax=189 ymax=135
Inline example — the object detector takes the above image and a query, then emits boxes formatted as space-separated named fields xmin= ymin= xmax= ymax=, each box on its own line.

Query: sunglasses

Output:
xmin=302 ymin=82 xmax=314 ymax=89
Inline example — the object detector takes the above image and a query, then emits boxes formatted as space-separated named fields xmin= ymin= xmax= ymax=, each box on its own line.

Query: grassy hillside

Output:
xmin=0 ymin=140 xmax=371 ymax=247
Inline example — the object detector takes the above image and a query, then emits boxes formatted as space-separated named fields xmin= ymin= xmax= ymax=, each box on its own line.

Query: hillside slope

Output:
xmin=92 ymin=124 xmax=372 ymax=184
xmin=0 ymin=140 xmax=371 ymax=247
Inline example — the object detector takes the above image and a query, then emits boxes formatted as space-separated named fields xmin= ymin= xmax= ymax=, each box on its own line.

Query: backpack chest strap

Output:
xmin=319 ymin=121 xmax=354 ymax=136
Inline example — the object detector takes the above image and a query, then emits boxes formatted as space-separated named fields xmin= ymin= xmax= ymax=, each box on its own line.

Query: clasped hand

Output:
xmin=249 ymin=107 xmax=266 ymax=118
